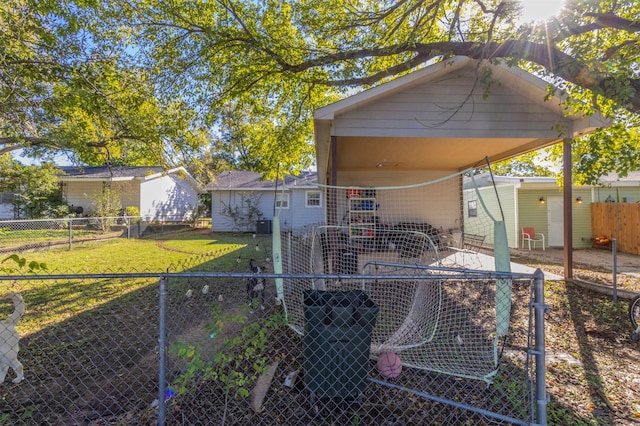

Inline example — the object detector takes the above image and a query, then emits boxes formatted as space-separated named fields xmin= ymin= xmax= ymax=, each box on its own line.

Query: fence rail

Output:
xmin=0 ymin=216 xmax=202 ymax=253
xmin=0 ymin=266 xmax=547 ymax=425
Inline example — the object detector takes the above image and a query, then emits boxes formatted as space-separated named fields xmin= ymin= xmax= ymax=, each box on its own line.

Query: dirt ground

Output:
xmin=510 ymin=247 xmax=640 ymax=425
xmin=511 ymin=246 xmax=640 ymax=294
xmin=6 ymin=237 xmax=638 ymax=425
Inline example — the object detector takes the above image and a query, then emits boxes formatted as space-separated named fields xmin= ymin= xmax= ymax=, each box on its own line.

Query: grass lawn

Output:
xmin=1 ymin=230 xmax=272 ymax=336
xmin=0 ymin=227 xmax=99 ymax=250
xmin=8 ymin=230 xmax=270 ymax=273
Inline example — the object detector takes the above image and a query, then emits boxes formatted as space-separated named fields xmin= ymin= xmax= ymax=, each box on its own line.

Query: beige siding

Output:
xmin=64 ymin=181 xmax=140 ymax=215
xmin=332 ymin=67 xmax=564 ymax=139
xmin=112 ymin=181 xmax=140 ymax=210
xmin=518 ymin=191 xmax=551 ymax=248
xmin=64 ymin=182 xmax=103 ymax=213
xmin=337 ymin=170 xmax=462 ymax=231
xmin=572 ymin=188 xmax=593 ymax=248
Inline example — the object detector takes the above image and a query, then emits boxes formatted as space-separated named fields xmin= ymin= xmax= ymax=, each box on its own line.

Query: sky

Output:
xmin=519 ymin=0 xmax=565 ymax=23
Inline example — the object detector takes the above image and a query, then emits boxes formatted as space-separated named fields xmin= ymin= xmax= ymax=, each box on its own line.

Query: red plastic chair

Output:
xmin=521 ymin=227 xmax=545 ymax=251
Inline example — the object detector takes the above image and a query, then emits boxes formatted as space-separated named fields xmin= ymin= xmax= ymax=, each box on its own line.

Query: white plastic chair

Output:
xmin=521 ymin=227 xmax=545 ymax=251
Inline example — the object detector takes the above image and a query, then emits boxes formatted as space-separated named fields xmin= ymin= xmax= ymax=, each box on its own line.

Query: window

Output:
xmin=276 ymin=193 xmax=289 ymax=209
xmin=467 ymin=200 xmax=477 ymax=218
xmin=0 ymin=193 xmax=15 ymax=203
xmin=306 ymin=191 xmax=322 ymax=207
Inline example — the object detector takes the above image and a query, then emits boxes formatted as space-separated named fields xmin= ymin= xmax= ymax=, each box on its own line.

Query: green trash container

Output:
xmin=303 ymin=290 xmax=378 ymax=400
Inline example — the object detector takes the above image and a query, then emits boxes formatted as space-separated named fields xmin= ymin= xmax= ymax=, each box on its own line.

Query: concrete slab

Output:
xmin=440 ymin=251 xmax=564 ymax=280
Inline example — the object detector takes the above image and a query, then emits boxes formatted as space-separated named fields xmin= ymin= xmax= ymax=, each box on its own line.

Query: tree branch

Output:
xmin=284 ymin=39 xmax=640 ymax=112
xmin=554 ymin=13 xmax=640 ymax=41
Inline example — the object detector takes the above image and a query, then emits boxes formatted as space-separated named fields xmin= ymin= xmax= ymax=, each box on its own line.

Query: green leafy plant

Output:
xmin=170 ymin=304 xmax=286 ymax=401
xmin=124 ymin=206 xmax=140 ymax=217
xmin=1 ymin=254 xmax=47 ymax=274
xmin=0 ymin=158 xmax=68 ymax=219
xmin=89 ymin=187 xmax=122 ymax=233
xmin=221 ymin=193 xmax=264 ymax=232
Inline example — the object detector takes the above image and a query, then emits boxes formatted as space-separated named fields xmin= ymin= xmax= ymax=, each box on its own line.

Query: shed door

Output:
xmin=547 ymin=197 xmax=564 ymax=247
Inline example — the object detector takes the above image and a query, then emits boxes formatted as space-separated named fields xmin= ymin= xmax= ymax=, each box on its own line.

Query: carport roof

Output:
xmin=314 ymin=56 xmax=610 ymax=183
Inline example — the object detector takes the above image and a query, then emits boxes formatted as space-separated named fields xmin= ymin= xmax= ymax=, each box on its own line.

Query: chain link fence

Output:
xmin=0 ymin=252 xmax=547 ymax=425
xmin=0 ymin=217 xmax=206 ymax=253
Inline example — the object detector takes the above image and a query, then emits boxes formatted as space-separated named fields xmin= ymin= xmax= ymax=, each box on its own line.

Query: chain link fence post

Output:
xmin=158 ymin=276 xmax=168 ymax=426
xmin=533 ymin=268 xmax=548 ymax=425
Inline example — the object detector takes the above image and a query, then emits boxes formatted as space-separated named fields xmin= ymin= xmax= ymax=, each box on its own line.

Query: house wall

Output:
xmin=63 ymin=181 xmax=140 ymax=215
xmin=279 ymin=188 xmax=325 ymax=230
xmin=331 ymin=67 xmax=563 ymax=140
xmin=462 ymin=184 xmax=517 ymax=247
xmin=518 ymin=190 xmax=556 ymax=248
xmin=64 ymin=181 xmax=102 ymax=214
xmin=518 ymin=188 xmax=593 ymax=249
xmin=461 ymin=184 xmax=594 ymax=249
xmin=211 ymin=188 xmax=325 ymax=232
xmin=211 ymin=190 xmax=274 ymax=232
xmin=336 ymin=170 xmax=462 ymax=231
xmin=592 ymin=186 xmax=640 ymax=203
xmin=140 ymin=175 xmax=198 ymax=221
xmin=572 ymin=188 xmax=593 ymax=248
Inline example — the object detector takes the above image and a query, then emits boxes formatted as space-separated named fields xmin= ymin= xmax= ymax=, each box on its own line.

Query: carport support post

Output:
xmin=563 ymin=138 xmax=573 ymax=280
xmin=158 ymin=277 xmax=168 ymax=425
xmin=612 ymin=238 xmax=618 ymax=303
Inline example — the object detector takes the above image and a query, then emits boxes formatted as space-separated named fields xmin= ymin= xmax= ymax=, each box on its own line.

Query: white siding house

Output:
xmin=59 ymin=166 xmax=203 ymax=221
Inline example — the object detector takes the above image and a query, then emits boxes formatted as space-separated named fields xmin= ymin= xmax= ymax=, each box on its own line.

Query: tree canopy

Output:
xmin=1 ymin=0 xmax=639 ymax=182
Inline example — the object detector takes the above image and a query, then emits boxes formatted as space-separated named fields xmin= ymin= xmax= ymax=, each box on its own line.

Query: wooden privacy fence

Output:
xmin=591 ymin=202 xmax=640 ymax=255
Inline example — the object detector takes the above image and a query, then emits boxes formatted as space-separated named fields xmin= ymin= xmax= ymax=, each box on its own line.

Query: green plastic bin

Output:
xmin=303 ymin=290 xmax=378 ymax=399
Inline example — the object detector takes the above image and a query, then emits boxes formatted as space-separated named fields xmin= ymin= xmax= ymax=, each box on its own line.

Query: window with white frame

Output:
xmin=306 ymin=191 xmax=322 ymax=207
xmin=276 ymin=193 xmax=289 ymax=209
xmin=467 ymin=200 xmax=477 ymax=217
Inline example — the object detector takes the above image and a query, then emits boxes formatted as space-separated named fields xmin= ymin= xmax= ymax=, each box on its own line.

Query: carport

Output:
xmin=314 ymin=56 xmax=610 ymax=279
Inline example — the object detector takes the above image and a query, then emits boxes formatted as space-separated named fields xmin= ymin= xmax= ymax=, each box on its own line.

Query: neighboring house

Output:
xmin=207 ymin=171 xmax=324 ymax=232
xmin=463 ymin=173 xmax=640 ymax=249
xmin=596 ymin=171 xmax=640 ymax=203
xmin=0 ymin=193 xmax=16 ymax=219
xmin=59 ymin=166 xmax=203 ymax=221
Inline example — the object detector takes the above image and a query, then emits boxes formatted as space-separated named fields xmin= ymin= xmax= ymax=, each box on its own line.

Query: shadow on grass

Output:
xmin=0 ymin=238 xmax=272 ymax=425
